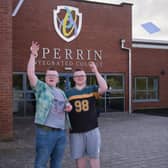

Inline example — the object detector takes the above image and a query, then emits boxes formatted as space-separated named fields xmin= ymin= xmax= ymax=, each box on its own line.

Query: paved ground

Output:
xmin=0 ymin=112 xmax=168 ymax=168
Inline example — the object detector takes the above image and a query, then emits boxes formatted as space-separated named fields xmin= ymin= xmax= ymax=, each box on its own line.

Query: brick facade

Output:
xmin=132 ymin=47 xmax=168 ymax=110
xmin=12 ymin=0 xmax=132 ymax=112
xmin=0 ymin=0 xmax=167 ymax=139
xmin=0 ymin=0 xmax=13 ymax=140
xmin=12 ymin=0 xmax=132 ymax=73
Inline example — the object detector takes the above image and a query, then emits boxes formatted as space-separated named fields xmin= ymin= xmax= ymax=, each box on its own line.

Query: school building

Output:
xmin=0 ymin=0 xmax=167 ymax=139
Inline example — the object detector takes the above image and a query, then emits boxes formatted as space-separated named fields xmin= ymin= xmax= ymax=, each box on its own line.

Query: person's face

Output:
xmin=73 ymin=70 xmax=87 ymax=86
xmin=45 ymin=70 xmax=59 ymax=87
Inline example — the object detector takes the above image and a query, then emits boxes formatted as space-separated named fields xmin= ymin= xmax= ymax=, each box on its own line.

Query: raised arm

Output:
xmin=89 ymin=61 xmax=108 ymax=95
xmin=27 ymin=41 xmax=40 ymax=87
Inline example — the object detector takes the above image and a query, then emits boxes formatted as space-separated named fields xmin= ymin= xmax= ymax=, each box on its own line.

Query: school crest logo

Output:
xmin=53 ymin=5 xmax=82 ymax=42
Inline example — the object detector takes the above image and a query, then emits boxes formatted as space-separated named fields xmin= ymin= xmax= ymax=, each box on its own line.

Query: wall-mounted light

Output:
xmin=120 ymin=39 xmax=126 ymax=49
xmin=160 ymin=69 xmax=165 ymax=75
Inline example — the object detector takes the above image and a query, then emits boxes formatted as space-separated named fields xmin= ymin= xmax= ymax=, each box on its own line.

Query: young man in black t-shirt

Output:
xmin=66 ymin=62 xmax=108 ymax=168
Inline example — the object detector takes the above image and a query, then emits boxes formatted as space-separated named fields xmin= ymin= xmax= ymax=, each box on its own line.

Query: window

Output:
xmin=106 ymin=75 xmax=125 ymax=112
xmin=106 ymin=75 xmax=124 ymax=98
xmin=13 ymin=74 xmax=23 ymax=90
xmin=87 ymin=75 xmax=97 ymax=85
xmin=134 ymin=77 xmax=159 ymax=101
xmin=26 ymin=74 xmax=45 ymax=90
xmin=13 ymin=74 xmax=24 ymax=116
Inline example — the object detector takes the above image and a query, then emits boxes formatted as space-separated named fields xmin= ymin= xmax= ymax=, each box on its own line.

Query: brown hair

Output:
xmin=73 ymin=68 xmax=84 ymax=73
xmin=47 ymin=67 xmax=56 ymax=71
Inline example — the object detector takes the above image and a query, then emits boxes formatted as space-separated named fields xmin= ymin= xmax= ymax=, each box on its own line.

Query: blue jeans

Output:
xmin=34 ymin=127 xmax=67 ymax=168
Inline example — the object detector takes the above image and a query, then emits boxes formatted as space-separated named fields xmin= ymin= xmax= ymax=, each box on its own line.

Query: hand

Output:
xmin=89 ymin=61 xmax=98 ymax=73
xmin=30 ymin=41 xmax=40 ymax=57
xmin=64 ymin=102 xmax=72 ymax=112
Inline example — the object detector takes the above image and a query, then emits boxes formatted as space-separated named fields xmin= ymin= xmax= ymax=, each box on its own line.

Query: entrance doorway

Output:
xmin=57 ymin=73 xmax=125 ymax=113
xmin=105 ymin=74 xmax=125 ymax=112
xmin=13 ymin=73 xmax=125 ymax=116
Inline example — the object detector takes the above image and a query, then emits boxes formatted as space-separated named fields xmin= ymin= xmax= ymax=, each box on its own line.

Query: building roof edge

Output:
xmin=71 ymin=0 xmax=133 ymax=7
xmin=132 ymin=38 xmax=168 ymax=49
xmin=133 ymin=38 xmax=168 ymax=45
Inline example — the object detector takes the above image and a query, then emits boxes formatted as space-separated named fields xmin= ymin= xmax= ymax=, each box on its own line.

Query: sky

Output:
xmin=86 ymin=0 xmax=168 ymax=41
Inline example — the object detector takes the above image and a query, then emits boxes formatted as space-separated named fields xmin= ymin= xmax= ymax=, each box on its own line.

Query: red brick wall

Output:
xmin=12 ymin=0 xmax=132 ymax=73
xmin=132 ymin=47 xmax=168 ymax=110
xmin=0 ymin=0 xmax=13 ymax=140
xmin=12 ymin=0 xmax=132 ymax=112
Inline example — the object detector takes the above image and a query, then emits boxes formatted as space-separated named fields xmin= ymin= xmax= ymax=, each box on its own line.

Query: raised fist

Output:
xmin=89 ymin=61 xmax=98 ymax=73
xmin=30 ymin=41 xmax=40 ymax=57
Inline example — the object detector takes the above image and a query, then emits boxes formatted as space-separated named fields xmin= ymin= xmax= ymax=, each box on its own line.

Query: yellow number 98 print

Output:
xmin=74 ymin=100 xmax=89 ymax=112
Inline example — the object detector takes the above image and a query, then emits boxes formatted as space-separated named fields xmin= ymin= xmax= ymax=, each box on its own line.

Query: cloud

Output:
xmin=132 ymin=0 xmax=168 ymax=40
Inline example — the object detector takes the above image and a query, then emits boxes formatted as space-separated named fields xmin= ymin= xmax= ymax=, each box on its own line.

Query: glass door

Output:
xmin=58 ymin=74 xmax=74 ymax=90
xmin=86 ymin=73 xmax=125 ymax=112
xmin=13 ymin=73 xmax=25 ymax=116
xmin=13 ymin=73 xmax=125 ymax=117
xmin=105 ymin=74 xmax=125 ymax=112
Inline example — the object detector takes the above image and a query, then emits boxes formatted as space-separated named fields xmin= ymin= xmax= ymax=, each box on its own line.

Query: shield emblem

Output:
xmin=53 ymin=5 xmax=82 ymax=42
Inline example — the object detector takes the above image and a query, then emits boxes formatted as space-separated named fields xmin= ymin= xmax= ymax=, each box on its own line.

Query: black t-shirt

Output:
xmin=66 ymin=85 xmax=99 ymax=133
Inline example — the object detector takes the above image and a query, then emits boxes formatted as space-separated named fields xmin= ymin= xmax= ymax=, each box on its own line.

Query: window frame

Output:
xmin=133 ymin=76 xmax=159 ymax=102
